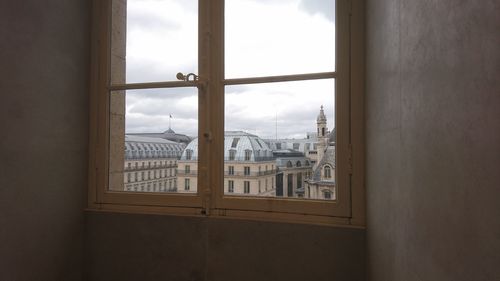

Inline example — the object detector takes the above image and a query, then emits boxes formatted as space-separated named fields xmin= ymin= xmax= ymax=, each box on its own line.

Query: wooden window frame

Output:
xmin=88 ymin=0 xmax=365 ymax=226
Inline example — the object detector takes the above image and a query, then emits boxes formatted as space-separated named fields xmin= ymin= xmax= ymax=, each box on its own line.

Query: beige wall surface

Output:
xmin=0 ymin=1 xmax=90 ymax=280
xmin=365 ymin=1 xmax=500 ymax=280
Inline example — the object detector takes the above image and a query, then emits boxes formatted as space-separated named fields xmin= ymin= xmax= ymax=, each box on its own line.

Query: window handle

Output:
xmin=176 ymin=72 xmax=198 ymax=81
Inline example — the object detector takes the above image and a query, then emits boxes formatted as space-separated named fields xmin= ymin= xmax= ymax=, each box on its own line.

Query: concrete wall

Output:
xmin=85 ymin=212 xmax=365 ymax=281
xmin=365 ymin=1 xmax=500 ymax=281
xmin=0 ymin=1 xmax=90 ymax=280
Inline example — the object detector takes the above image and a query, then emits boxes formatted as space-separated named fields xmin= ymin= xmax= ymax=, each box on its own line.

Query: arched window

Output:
xmin=296 ymin=161 xmax=301 ymax=167
xmin=324 ymin=166 xmax=331 ymax=178
xmin=286 ymin=161 xmax=293 ymax=168
xmin=304 ymin=160 xmax=310 ymax=166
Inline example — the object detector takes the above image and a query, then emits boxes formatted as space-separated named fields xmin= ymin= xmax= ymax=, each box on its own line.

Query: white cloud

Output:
xmin=124 ymin=0 xmax=336 ymax=139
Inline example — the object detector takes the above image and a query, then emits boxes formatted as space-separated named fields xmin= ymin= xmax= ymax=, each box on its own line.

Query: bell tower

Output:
xmin=316 ymin=105 xmax=328 ymax=166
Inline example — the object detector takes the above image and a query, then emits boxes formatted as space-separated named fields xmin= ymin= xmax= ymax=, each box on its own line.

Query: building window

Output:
xmin=276 ymin=143 xmax=281 ymax=149
xmin=324 ymin=166 xmax=331 ymax=178
xmin=324 ymin=191 xmax=331 ymax=199
xmin=228 ymin=166 xmax=234 ymax=175
xmin=229 ymin=150 xmax=236 ymax=161
xmin=185 ymin=165 xmax=190 ymax=174
xmin=228 ymin=180 xmax=234 ymax=193
xmin=185 ymin=179 xmax=190 ymax=191
xmin=297 ymin=173 xmax=302 ymax=189
xmin=244 ymin=166 xmax=250 ymax=176
xmin=244 ymin=181 xmax=250 ymax=194
xmin=231 ymin=138 xmax=240 ymax=148
xmin=293 ymin=143 xmax=300 ymax=150
xmin=186 ymin=149 xmax=192 ymax=160
xmin=287 ymin=174 xmax=294 ymax=197
xmin=244 ymin=150 xmax=251 ymax=161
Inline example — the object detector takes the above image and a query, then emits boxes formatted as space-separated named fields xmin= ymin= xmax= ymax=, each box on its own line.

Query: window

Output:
xmin=89 ymin=0 xmax=364 ymax=226
xmin=228 ymin=180 xmax=234 ymax=193
xmin=228 ymin=166 xmax=234 ymax=175
xmin=185 ymin=165 xmax=190 ymax=174
xmin=231 ymin=138 xmax=240 ymax=148
xmin=244 ymin=150 xmax=251 ymax=161
xmin=324 ymin=166 xmax=331 ymax=178
xmin=293 ymin=143 xmax=300 ymax=150
xmin=244 ymin=181 xmax=250 ymax=194
xmin=324 ymin=192 xmax=332 ymax=199
xmin=287 ymin=174 xmax=294 ymax=197
xmin=229 ymin=150 xmax=236 ymax=161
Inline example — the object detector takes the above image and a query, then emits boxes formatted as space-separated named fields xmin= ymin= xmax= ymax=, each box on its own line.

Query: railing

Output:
xmin=224 ymin=170 xmax=277 ymax=177
xmin=125 ymin=164 xmax=178 ymax=171
xmin=178 ymin=156 xmax=276 ymax=162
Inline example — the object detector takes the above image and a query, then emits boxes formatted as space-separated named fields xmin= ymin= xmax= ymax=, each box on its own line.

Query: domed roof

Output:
xmin=317 ymin=105 xmax=327 ymax=123
xmin=124 ymin=135 xmax=185 ymax=160
xmin=180 ymin=131 xmax=274 ymax=161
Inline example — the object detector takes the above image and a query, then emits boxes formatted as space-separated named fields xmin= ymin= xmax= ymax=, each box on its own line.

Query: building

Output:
xmin=127 ymin=128 xmax=192 ymax=144
xmin=273 ymin=149 xmax=313 ymax=198
xmin=304 ymin=106 xmax=336 ymax=200
xmin=177 ymin=131 xmax=276 ymax=196
xmin=266 ymin=137 xmax=321 ymax=166
xmin=123 ymin=135 xmax=184 ymax=192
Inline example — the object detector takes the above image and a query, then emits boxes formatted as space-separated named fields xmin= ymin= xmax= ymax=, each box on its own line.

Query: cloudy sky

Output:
xmin=123 ymin=0 xmax=335 ymax=139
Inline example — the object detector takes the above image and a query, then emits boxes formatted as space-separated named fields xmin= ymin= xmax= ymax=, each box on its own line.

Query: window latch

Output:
xmin=176 ymin=72 xmax=198 ymax=82
xmin=176 ymin=72 xmax=207 ymax=90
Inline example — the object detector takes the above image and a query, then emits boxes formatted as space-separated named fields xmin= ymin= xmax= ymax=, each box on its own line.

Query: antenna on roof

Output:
xmin=169 ymin=114 xmax=172 ymax=130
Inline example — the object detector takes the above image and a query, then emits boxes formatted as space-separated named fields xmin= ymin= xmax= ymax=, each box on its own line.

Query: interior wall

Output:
xmin=0 ymin=1 xmax=90 ymax=280
xmin=365 ymin=1 xmax=500 ymax=281
xmin=85 ymin=212 xmax=365 ymax=281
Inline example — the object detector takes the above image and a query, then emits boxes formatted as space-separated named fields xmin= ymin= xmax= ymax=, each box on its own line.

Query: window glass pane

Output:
xmin=225 ymin=0 xmax=335 ymax=78
xmin=110 ymin=0 xmax=198 ymax=84
xmin=108 ymin=88 xmax=198 ymax=194
xmin=224 ymin=79 xmax=336 ymax=200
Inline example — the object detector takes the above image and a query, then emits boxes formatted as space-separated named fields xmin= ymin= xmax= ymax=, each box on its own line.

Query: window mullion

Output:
xmin=198 ymin=0 xmax=225 ymax=214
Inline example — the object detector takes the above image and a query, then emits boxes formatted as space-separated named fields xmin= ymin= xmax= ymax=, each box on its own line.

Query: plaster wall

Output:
xmin=365 ymin=1 xmax=500 ymax=280
xmin=0 ymin=1 xmax=90 ymax=280
xmin=85 ymin=212 xmax=365 ymax=281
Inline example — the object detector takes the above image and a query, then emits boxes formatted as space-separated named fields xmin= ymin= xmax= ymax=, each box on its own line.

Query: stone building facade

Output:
xmin=123 ymin=135 xmax=185 ymax=192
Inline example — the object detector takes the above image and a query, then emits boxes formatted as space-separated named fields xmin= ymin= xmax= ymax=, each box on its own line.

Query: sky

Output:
xmin=122 ymin=0 xmax=335 ymax=139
